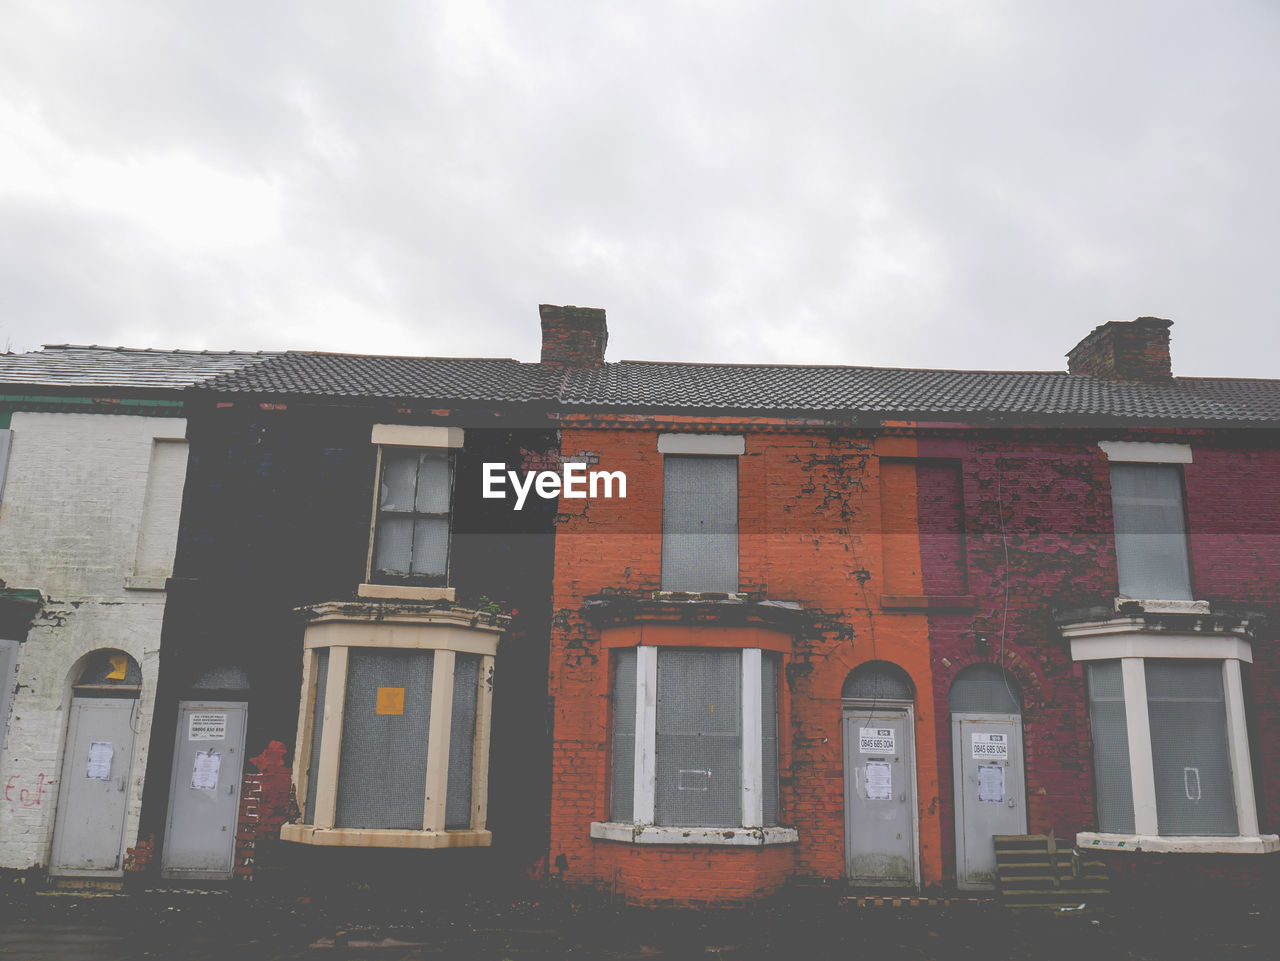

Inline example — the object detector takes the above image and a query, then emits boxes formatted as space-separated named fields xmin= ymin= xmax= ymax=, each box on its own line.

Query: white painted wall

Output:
xmin=0 ymin=412 xmax=188 ymax=870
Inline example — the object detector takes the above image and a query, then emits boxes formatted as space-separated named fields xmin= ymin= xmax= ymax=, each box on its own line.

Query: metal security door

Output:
xmin=162 ymin=701 xmax=247 ymax=879
xmin=49 ymin=698 xmax=137 ymax=876
xmin=843 ymin=706 xmax=917 ymax=887
xmin=952 ymin=714 xmax=1026 ymax=889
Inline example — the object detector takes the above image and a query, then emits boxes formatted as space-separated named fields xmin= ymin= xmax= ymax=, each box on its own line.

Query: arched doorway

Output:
xmin=161 ymin=664 xmax=250 ymax=879
xmin=842 ymin=660 xmax=918 ymax=888
xmin=50 ymin=650 xmax=142 ymax=876
xmin=949 ymin=663 xmax=1026 ymax=889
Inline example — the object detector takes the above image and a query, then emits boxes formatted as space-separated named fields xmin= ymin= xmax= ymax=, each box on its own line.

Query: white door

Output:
xmin=952 ymin=714 xmax=1026 ymax=889
xmin=50 ymin=698 xmax=137 ymax=876
xmin=843 ymin=705 xmax=918 ymax=887
xmin=162 ymin=701 xmax=248 ymax=879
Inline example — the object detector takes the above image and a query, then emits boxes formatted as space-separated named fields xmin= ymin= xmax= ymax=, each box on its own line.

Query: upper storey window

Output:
xmin=659 ymin=434 xmax=743 ymax=594
xmin=1102 ymin=442 xmax=1194 ymax=602
xmin=364 ymin=425 xmax=464 ymax=597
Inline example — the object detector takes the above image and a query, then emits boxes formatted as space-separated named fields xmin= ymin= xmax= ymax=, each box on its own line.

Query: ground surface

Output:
xmin=1 ymin=882 xmax=1276 ymax=960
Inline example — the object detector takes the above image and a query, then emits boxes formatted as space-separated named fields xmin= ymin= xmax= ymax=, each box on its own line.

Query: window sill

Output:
xmin=124 ymin=575 xmax=169 ymax=591
xmin=280 ymin=823 xmax=491 ymax=849
xmin=1113 ymin=598 xmax=1210 ymax=615
xmin=1076 ymin=831 xmax=1280 ymax=855
xmin=880 ymin=594 xmax=976 ymax=611
xmin=589 ymin=822 xmax=798 ymax=846
xmin=357 ymin=583 xmax=456 ymax=602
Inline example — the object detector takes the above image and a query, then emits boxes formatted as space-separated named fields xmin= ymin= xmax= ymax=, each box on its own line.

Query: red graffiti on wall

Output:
xmin=4 ymin=772 xmax=48 ymax=808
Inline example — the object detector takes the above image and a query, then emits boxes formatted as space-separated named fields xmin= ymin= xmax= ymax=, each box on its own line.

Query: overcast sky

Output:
xmin=2 ymin=2 xmax=1277 ymax=377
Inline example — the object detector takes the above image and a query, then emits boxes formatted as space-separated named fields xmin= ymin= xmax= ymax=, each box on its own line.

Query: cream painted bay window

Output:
xmin=283 ymin=603 xmax=501 ymax=848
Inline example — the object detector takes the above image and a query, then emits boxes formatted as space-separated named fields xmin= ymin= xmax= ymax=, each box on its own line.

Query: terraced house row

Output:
xmin=2 ymin=308 xmax=1278 ymax=903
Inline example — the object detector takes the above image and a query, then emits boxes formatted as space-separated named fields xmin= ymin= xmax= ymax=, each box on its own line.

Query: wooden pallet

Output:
xmin=993 ymin=833 xmax=1109 ymax=912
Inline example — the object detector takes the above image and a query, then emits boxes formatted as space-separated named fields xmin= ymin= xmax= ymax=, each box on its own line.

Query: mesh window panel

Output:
xmin=1110 ymin=463 xmax=1192 ymax=600
xmin=445 ymin=654 xmax=480 ymax=829
xmin=1146 ymin=660 xmax=1237 ymax=836
xmin=304 ymin=649 xmax=329 ymax=824
xmin=380 ymin=451 xmax=418 ymax=511
xmin=949 ymin=664 xmax=1021 ymax=714
xmin=374 ymin=516 xmax=414 ymax=573
xmin=335 ymin=650 xmax=433 ymax=830
xmin=655 ymin=649 xmax=741 ymax=827
xmin=762 ymin=652 xmax=780 ymax=827
xmin=661 ymin=456 xmax=738 ymax=593
xmin=610 ymin=649 xmax=637 ymax=822
xmin=411 ymin=518 xmax=449 ymax=576
xmin=414 ymin=450 xmax=451 ymax=513
xmin=1086 ymin=661 xmax=1135 ymax=834
xmin=842 ymin=662 xmax=914 ymax=700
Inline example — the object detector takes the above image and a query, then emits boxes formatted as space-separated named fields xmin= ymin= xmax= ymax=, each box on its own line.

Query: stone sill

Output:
xmin=1076 ymin=831 xmax=1280 ymax=854
xmin=590 ymin=822 xmax=799 ymax=846
xmin=358 ymin=583 xmax=456 ymax=602
xmin=124 ymin=575 xmax=169 ymax=591
xmin=280 ymin=823 xmax=491 ymax=849
xmin=1114 ymin=598 xmax=1210 ymax=615
xmin=880 ymin=594 xmax=976 ymax=611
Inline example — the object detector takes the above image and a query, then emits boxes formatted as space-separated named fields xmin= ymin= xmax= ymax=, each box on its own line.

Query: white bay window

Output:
xmin=592 ymin=645 xmax=795 ymax=846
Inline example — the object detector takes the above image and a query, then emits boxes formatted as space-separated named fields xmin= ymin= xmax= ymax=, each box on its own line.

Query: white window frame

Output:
xmin=590 ymin=645 xmax=797 ymax=846
xmin=281 ymin=604 xmax=500 ymax=849
xmin=1100 ymin=441 xmax=1201 ymax=610
xmin=359 ymin=425 xmax=464 ymax=602
xmin=1068 ymin=623 xmax=1279 ymax=854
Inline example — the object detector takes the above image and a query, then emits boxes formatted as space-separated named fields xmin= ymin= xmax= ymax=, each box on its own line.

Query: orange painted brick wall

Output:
xmin=548 ymin=423 xmax=940 ymax=902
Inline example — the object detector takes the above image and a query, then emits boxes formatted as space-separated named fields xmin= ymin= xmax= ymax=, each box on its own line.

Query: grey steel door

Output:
xmin=161 ymin=701 xmax=247 ymax=879
xmin=50 ymin=698 xmax=137 ymax=876
xmin=843 ymin=706 xmax=917 ymax=887
xmin=952 ymin=714 xmax=1026 ymax=889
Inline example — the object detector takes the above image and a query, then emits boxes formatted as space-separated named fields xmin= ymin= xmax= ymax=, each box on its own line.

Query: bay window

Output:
xmin=283 ymin=602 xmax=501 ymax=848
xmin=593 ymin=645 xmax=794 ymax=845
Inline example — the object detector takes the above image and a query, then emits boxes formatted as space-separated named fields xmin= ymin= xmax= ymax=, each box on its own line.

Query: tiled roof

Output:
xmin=6 ymin=346 xmax=1280 ymax=425
xmin=0 ymin=346 xmax=275 ymax=391
xmin=557 ymin=362 xmax=1280 ymax=423
xmin=198 ymin=351 xmax=557 ymax=404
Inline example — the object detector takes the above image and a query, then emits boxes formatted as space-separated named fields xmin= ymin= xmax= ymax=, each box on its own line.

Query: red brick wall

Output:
xmin=549 ymin=424 xmax=940 ymax=902
xmin=549 ymin=422 xmax=1280 ymax=900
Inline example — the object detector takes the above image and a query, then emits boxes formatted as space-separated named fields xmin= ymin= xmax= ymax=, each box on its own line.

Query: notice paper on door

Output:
xmin=978 ymin=764 xmax=1005 ymax=803
xmin=191 ymin=750 xmax=222 ymax=790
xmin=865 ymin=761 xmax=893 ymax=801
xmin=86 ymin=741 xmax=113 ymax=779
xmin=188 ymin=712 xmax=227 ymax=741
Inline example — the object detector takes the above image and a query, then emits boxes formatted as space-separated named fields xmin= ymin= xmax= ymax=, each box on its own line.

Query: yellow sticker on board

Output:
xmin=107 ymin=655 xmax=128 ymax=680
xmin=376 ymin=687 xmax=405 ymax=715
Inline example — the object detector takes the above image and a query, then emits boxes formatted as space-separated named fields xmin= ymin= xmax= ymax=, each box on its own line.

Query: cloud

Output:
xmin=1 ymin=1 xmax=1278 ymax=376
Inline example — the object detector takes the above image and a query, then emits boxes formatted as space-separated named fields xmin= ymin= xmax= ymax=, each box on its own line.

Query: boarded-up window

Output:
xmin=661 ymin=456 xmax=738 ymax=593
xmin=373 ymin=448 xmax=453 ymax=584
xmin=335 ymin=650 xmax=433 ymax=830
xmin=1086 ymin=661 xmax=1135 ymax=834
xmin=655 ymin=649 xmax=742 ymax=827
xmin=445 ymin=653 xmax=480 ymax=829
xmin=761 ymin=651 xmax=780 ymax=827
xmin=610 ymin=648 xmax=637 ymax=823
xmin=1146 ymin=660 xmax=1237 ymax=836
xmin=1110 ymin=463 xmax=1192 ymax=600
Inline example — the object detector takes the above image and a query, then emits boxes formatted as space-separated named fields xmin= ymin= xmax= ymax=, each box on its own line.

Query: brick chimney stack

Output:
xmin=540 ymin=304 xmax=608 ymax=367
xmin=1067 ymin=317 xmax=1174 ymax=381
